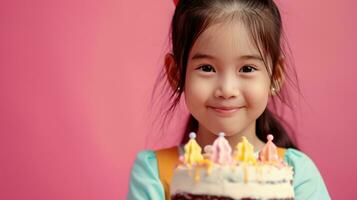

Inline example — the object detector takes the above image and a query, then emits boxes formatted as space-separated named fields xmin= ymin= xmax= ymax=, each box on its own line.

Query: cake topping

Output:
xmin=183 ymin=132 xmax=203 ymax=166
xmin=178 ymin=132 xmax=292 ymax=184
xmin=202 ymin=145 xmax=213 ymax=159
xmin=258 ymin=134 xmax=280 ymax=163
xmin=182 ymin=132 xmax=287 ymax=168
xmin=211 ymin=132 xmax=232 ymax=165
xmin=234 ymin=136 xmax=257 ymax=164
xmin=189 ymin=132 xmax=196 ymax=139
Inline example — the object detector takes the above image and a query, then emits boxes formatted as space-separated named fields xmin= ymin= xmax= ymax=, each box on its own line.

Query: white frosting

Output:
xmin=170 ymin=163 xmax=294 ymax=199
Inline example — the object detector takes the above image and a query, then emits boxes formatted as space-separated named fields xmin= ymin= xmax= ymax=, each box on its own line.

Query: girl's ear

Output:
xmin=271 ymin=57 xmax=285 ymax=96
xmin=164 ymin=53 xmax=180 ymax=92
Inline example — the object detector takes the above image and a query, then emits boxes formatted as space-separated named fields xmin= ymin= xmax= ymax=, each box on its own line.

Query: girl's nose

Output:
xmin=214 ymin=75 xmax=240 ymax=99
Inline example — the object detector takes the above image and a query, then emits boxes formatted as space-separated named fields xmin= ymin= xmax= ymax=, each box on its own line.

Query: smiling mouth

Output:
xmin=208 ymin=106 xmax=243 ymax=116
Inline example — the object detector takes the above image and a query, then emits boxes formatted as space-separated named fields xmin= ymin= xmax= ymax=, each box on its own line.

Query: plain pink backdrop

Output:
xmin=1 ymin=0 xmax=356 ymax=199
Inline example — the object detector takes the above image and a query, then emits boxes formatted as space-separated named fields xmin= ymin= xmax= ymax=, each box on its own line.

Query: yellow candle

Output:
xmin=184 ymin=132 xmax=203 ymax=166
xmin=234 ymin=136 xmax=257 ymax=165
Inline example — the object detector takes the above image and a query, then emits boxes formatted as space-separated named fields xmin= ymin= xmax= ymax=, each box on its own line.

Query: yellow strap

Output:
xmin=277 ymin=147 xmax=286 ymax=160
xmin=156 ymin=146 xmax=179 ymax=200
xmin=156 ymin=146 xmax=286 ymax=200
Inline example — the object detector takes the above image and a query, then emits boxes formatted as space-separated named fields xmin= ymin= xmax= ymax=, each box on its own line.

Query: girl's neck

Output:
xmin=195 ymin=123 xmax=266 ymax=153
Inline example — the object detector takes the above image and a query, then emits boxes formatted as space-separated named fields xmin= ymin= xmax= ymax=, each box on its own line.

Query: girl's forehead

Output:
xmin=190 ymin=22 xmax=261 ymax=59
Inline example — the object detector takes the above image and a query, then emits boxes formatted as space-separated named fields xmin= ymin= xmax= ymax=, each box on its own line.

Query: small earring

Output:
xmin=271 ymin=87 xmax=276 ymax=94
xmin=177 ymin=87 xmax=181 ymax=92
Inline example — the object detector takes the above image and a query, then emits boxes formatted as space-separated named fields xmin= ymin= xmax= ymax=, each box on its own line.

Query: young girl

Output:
xmin=128 ymin=0 xmax=330 ymax=199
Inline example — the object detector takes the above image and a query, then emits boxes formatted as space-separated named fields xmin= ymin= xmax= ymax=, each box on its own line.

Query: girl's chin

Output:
xmin=209 ymin=129 xmax=243 ymax=137
xmin=198 ymin=123 xmax=245 ymax=137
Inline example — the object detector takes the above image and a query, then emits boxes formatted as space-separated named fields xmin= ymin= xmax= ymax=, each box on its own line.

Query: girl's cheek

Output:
xmin=242 ymin=81 xmax=270 ymax=107
xmin=189 ymin=78 xmax=209 ymax=98
xmin=185 ymin=75 xmax=212 ymax=105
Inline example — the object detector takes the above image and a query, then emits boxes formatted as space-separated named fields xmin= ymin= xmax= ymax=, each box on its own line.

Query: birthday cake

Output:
xmin=170 ymin=133 xmax=294 ymax=200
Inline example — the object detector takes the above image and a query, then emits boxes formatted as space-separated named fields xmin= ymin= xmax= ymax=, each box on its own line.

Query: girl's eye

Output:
xmin=239 ymin=65 xmax=256 ymax=73
xmin=197 ymin=65 xmax=216 ymax=73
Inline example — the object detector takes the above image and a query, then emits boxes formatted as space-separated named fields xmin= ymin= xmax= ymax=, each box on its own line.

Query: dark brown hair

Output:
xmin=152 ymin=0 xmax=300 ymax=149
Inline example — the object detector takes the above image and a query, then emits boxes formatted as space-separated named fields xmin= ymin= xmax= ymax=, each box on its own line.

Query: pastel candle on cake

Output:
xmin=258 ymin=134 xmax=279 ymax=163
xmin=211 ymin=132 xmax=232 ymax=165
xmin=183 ymin=132 xmax=203 ymax=166
xmin=234 ymin=136 xmax=257 ymax=164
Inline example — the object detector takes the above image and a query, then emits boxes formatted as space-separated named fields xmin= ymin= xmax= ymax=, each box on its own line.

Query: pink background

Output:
xmin=0 ymin=0 xmax=356 ymax=199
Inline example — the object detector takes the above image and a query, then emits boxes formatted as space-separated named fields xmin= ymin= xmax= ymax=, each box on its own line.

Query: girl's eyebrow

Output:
xmin=191 ymin=52 xmax=263 ymax=62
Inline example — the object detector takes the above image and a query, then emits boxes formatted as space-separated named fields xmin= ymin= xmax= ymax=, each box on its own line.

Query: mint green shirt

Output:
xmin=127 ymin=148 xmax=330 ymax=200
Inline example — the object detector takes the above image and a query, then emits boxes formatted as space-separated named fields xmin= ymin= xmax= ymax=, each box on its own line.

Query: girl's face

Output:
xmin=184 ymin=21 xmax=271 ymax=137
